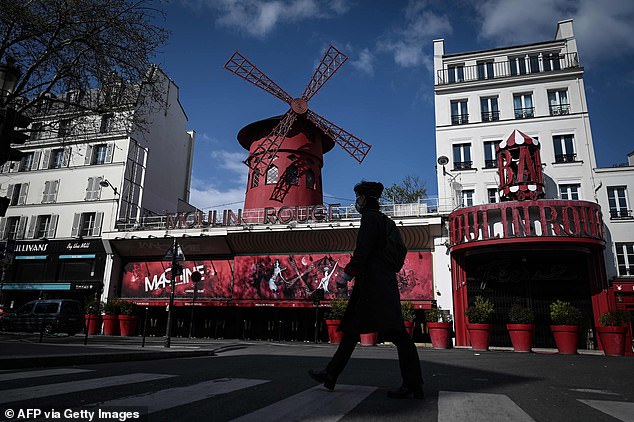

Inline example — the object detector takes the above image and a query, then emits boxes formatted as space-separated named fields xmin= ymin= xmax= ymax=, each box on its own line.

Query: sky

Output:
xmin=153 ymin=0 xmax=634 ymax=212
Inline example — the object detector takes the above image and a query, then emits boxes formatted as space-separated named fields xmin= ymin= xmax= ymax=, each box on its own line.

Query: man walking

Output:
xmin=309 ymin=181 xmax=424 ymax=399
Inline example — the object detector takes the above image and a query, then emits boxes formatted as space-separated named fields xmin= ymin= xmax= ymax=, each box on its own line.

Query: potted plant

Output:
xmin=425 ymin=307 xmax=452 ymax=349
xmin=597 ymin=310 xmax=629 ymax=356
xmin=550 ymin=300 xmax=582 ymax=354
xmin=326 ymin=297 xmax=348 ymax=344
xmin=102 ymin=298 xmax=121 ymax=336
xmin=118 ymin=300 xmax=140 ymax=337
xmin=465 ymin=296 xmax=495 ymax=351
xmin=84 ymin=300 xmax=103 ymax=335
xmin=506 ymin=304 xmax=535 ymax=352
xmin=401 ymin=301 xmax=416 ymax=338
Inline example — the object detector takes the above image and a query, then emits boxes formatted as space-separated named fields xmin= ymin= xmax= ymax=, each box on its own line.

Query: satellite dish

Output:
xmin=437 ymin=156 xmax=449 ymax=166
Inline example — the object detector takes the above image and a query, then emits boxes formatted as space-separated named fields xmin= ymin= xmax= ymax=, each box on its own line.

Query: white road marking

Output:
xmin=0 ymin=368 xmax=93 ymax=382
xmin=438 ymin=391 xmax=535 ymax=422
xmin=578 ymin=399 xmax=634 ymax=422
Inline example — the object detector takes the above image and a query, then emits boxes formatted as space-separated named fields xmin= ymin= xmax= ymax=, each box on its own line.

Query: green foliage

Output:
xmin=328 ymin=297 xmax=348 ymax=320
xmin=424 ymin=307 xmax=452 ymax=323
xmin=85 ymin=300 xmax=104 ymax=315
xmin=401 ymin=301 xmax=415 ymax=321
xmin=465 ymin=296 xmax=494 ymax=324
xmin=508 ymin=304 xmax=534 ymax=324
xmin=599 ymin=310 xmax=629 ymax=327
xmin=383 ymin=175 xmax=427 ymax=203
xmin=549 ymin=300 xmax=582 ymax=325
xmin=118 ymin=300 xmax=138 ymax=316
xmin=103 ymin=298 xmax=121 ymax=315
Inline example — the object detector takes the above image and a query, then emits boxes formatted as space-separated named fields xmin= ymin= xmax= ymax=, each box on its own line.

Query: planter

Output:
xmin=466 ymin=323 xmax=492 ymax=351
xmin=428 ymin=322 xmax=452 ymax=349
xmin=507 ymin=323 xmax=535 ymax=353
xmin=102 ymin=314 xmax=120 ymax=336
xmin=550 ymin=325 xmax=579 ymax=354
xmin=326 ymin=319 xmax=344 ymax=344
xmin=360 ymin=332 xmax=379 ymax=346
xmin=404 ymin=320 xmax=415 ymax=338
xmin=84 ymin=314 xmax=102 ymax=335
xmin=597 ymin=326 xmax=627 ymax=356
xmin=119 ymin=315 xmax=140 ymax=337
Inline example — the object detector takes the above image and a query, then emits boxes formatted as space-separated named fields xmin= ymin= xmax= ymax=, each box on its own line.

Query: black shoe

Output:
xmin=308 ymin=369 xmax=336 ymax=391
xmin=387 ymin=385 xmax=424 ymax=399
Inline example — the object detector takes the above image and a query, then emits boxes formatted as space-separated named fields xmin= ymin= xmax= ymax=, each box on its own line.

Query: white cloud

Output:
xmin=193 ymin=0 xmax=351 ymax=38
xmin=473 ymin=0 xmax=634 ymax=62
xmin=189 ymin=148 xmax=248 ymax=210
xmin=189 ymin=181 xmax=246 ymax=211
xmin=350 ymin=48 xmax=375 ymax=76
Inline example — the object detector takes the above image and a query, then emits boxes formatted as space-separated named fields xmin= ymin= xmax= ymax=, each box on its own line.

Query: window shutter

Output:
xmin=42 ymin=150 xmax=51 ymax=169
xmin=71 ymin=213 xmax=80 ymax=237
xmin=6 ymin=185 xmax=14 ymax=203
xmin=52 ymin=180 xmax=59 ymax=202
xmin=0 ymin=218 xmax=6 ymax=240
xmin=105 ymin=143 xmax=114 ymax=163
xmin=92 ymin=212 xmax=103 ymax=236
xmin=16 ymin=216 xmax=27 ymax=239
xmin=27 ymin=215 xmax=37 ymax=239
xmin=42 ymin=181 xmax=50 ymax=203
xmin=63 ymin=147 xmax=71 ymax=167
xmin=31 ymin=151 xmax=41 ymax=170
xmin=18 ymin=183 xmax=29 ymax=205
xmin=96 ymin=176 xmax=103 ymax=200
xmin=85 ymin=145 xmax=93 ymax=165
xmin=85 ymin=177 xmax=94 ymax=200
xmin=47 ymin=214 xmax=58 ymax=238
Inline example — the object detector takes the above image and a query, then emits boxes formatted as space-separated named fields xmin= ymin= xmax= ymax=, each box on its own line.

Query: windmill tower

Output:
xmin=224 ymin=45 xmax=371 ymax=211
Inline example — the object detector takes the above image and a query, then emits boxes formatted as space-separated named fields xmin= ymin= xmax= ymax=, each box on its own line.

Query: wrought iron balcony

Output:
xmin=453 ymin=161 xmax=473 ymax=170
xmin=451 ymin=114 xmax=469 ymax=125
xmin=436 ymin=52 xmax=580 ymax=86
xmin=484 ymin=159 xmax=497 ymax=169
xmin=514 ymin=108 xmax=534 ymax=119
xmin=549 ymin=104 xmax=570 ymax=116
xmin=554 ymin=153 xmax=577 ymax=163
xmin=481 ymin=111 xmax=500 ymax=122
xmin=609 ymin=209 xmax=633 ymax=220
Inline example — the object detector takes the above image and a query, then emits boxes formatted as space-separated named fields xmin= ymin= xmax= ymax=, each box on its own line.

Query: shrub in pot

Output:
xmin=401 ymin=301 xmax=416 ymax=338
xmin=118 ymin=300 xmax=140 ymax=337
xmin=84 ymin=300 xmax=104 ymax=335
xmin=506 ymin=304 xmax=535 ymax=352
xmin=326 ymin=297 xmax=348 ymax=344
xmin=102 ymin=298 xmax=121 ymax=336
xmin=550 ymin=300 xmax=582 ymax=354
xmin=465 ymin=296 xmax=494 ymax=351
xmin=597 ymin=310 xmax=629 ymax=356
xmin=425 ymin=307 xmax=452 ymax=349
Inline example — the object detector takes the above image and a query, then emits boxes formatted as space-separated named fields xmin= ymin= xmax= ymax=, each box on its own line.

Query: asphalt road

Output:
xmin=1 ymin=343 xmax=633 ymax=422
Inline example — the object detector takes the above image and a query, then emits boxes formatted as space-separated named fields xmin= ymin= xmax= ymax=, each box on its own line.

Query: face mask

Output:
xmin=355 ymin=196 xmax=364 ymax=213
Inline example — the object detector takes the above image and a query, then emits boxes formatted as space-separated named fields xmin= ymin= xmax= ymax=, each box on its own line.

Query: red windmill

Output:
xmin=224 ymin=45 xmax=371 ymax=210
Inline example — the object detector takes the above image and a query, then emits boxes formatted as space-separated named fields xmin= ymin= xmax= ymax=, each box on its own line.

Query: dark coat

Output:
xmin=339 ymin=208 xmax=404 ymax=334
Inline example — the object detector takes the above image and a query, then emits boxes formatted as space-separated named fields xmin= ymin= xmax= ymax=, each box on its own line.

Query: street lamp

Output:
xmin=99 ymin=179 xmax=121 ymax=229
xmin=0 ymin=61 xmax=20 ymax=106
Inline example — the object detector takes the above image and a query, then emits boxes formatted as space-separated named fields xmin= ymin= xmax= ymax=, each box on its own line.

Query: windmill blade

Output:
xmin=301 ymin=45 xmax=348 ymax=101
xmin=306 ymin=110 xmax=371 ymax=163
xmin=246 ymin=111 xmax=298 ymax=174
xmin=225 ymin=51 xmax=293 ymax=104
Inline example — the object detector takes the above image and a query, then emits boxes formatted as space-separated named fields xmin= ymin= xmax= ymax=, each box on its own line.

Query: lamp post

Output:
xmin=0 ymin=61 xmax=20 ymax=106
xmin=164 ymin=238 xmax=183 ymax=348
xmin=99 ymin=179 xmax=120 ymax=229
xmin=188 ymin=270 xmax=202 ymax=338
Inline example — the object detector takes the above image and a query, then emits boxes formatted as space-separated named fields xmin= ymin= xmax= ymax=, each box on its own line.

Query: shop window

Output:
xmin=58 ymin=259 xmax=96 ymax=280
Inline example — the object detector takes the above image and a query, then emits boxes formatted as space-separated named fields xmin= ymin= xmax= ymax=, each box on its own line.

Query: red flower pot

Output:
xmin=326 ymin=320 xmax=343 ymax=344
xmin=119 ymin=315 xmax=140 ymax=337
xmin=85 ymin=314 xmax=102 ymax=335
xmin=102 ymin=314 xmax=120 ymax=336
xmin=428 ymin=322 xmax=452 ymax=349
xmin=404 ymin=320 xmax=415 ymax=338
xmin=507 ymin=323 xmax=535 ymax=352
xmin=467 ymin=323 xmax=492 ymax=351
xmin=597 ymin=326 xmax=627 ymax=356
xmin=551 ymin=325 xmax=579 ymax=354
xmin=360 ymin=332 xmax=379 ymax=346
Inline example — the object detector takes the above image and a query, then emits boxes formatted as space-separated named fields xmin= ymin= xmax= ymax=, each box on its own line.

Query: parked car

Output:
xmin=1 ymin=299 xmax=84 ymax=335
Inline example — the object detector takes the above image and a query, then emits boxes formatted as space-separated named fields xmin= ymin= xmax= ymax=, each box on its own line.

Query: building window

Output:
xmin=548 ymin=89 xmax=570 ymax=115
xmin=543 ymin=52 xmax=561 ymax=71
xmin=100 ymin=114 xmax=114 ymax=133
xmin=285 ymin=165 xmax=299 ymax=186
xmin=483 ymin=141 xmax=499 ymax=168
xmin=480 ymin=97 xmax=499 ymax=122
xmin=616 ymin=243 xmax=634 ymax=276
xmin=452 ymin=143 xmax=472 ymax=170
xmin=451 ymin=100 xmax=468 ymax=125
xmin=306 ymin=169 xmax=315 ymax=190
xmin=49 ymin=148 xmax=65 ymax=169
xmin=30 ymin=122 xmax=43 ymax=141
xmin=251 ymin=170 xmax=260 ymax=188
xmin=84 ymin=177 xmax=103 ymax=201
xmin=72 ymin=212 xmax=103 ymax=237
xmin=447 ymin=64 xmax=464 ymax=83
xmin=461 ymin=190 xmax=474 ymax=207
xmin=93 ymin=144 xmax=108 ymax=165
xmin=509 ymin=56 xmax=528 ymax=76
xmin=42 ymin=180 xmax=60 ymax=204
xmin=58 ymin=119 xmax=72 ymax=137
xmin=608 ymin=186 xmax=631 ymax=219
xmin=19 ymin=152 xmax=35 ymax=172
xmin=28 ymin=214 xmax=57 ymax=239
xmin=487 ymin=188 xmax=499 ymax=204
xmin=3 ymin=216 xmax=22 ymax=240
xmin=477 ymin=61 xmax=494 ymax=80
xmin=266 ymin=165 xmax=279 ymax=185
xmin=553 ymin=135 xmax=576 ymax=163
xmin=559 ymin=184 xmax=581 ymax=200
xmin=7 ymin=183 xmax=28 ymax=206
xmin=513 ymin=93 xmax=534 ymax=118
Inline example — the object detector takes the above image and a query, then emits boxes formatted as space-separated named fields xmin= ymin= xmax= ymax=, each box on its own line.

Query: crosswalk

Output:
xmin=1 ymin=368 xmax=633 ymax=422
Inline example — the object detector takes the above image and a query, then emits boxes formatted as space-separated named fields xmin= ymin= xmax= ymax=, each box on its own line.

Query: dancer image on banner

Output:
xmin=268 ymin=259 xmax=287 ymax=292
xmin=317 ymin=260 xmax=339 ymax=293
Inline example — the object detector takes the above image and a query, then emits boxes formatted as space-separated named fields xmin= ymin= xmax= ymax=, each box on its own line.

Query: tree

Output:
xmin=383 ymin=175 xmax=427 ymax=203
xmin=0 ymin=0 xmax=169 ymax=133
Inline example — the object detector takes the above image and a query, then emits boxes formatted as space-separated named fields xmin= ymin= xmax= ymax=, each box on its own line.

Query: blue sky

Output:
xmin=154 ymin=0 xmax=634 ymax=211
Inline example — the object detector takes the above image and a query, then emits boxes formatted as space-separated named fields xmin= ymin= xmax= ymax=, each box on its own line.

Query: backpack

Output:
xmin=382 ymin=216 xmax=407 ymax=272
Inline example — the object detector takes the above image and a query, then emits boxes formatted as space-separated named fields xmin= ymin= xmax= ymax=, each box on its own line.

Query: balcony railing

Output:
xmin=610 ymin=209 xmax=633 ymax=220
xmin=481 ymin=111 xmax=500 ymax=122
xmin=549 ymin=104 xmax=570 ymax=116
xmin=554 ymin=153 xmax=577 ymax=163
xmin=453 ymin=161 xmax=473 ymax=170
xmin=514 ymin=108 xmax=534 ymax=119
xmin=451 ymin=114 xmax=469 ymax=125
xmin=484 ymin=159 xmax=497 ymax=169
xmin=436 ymin=52 xmax=580 ymax=86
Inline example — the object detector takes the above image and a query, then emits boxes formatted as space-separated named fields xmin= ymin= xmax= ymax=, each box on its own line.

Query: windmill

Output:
xmin=224 ymin=45 xmax=371 ymax=207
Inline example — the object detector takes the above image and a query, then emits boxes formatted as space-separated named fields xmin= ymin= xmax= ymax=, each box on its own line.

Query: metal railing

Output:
xmin=481 ymin=111 xmax=500 ymax=122
xmin=453 ymin=161 xmax=473 ymax=170
xmin=554 ymin=153 xmax=577 ymax=163
xmin=436 ymin=52 xmax=579 ymax=86
xmin=549 ymin=104 xmax=570 ymax=116
xmin=451 ymin=114 xmax=469 ymax=125
xmin=609 ymin=209 xmax=633 ymax=220
xmin=514 ymin=107 xmax=535 ymax=119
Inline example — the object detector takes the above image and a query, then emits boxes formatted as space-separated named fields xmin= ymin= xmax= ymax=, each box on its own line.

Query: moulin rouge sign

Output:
xmin=165 ymin=203 xmax=341 ymax=230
